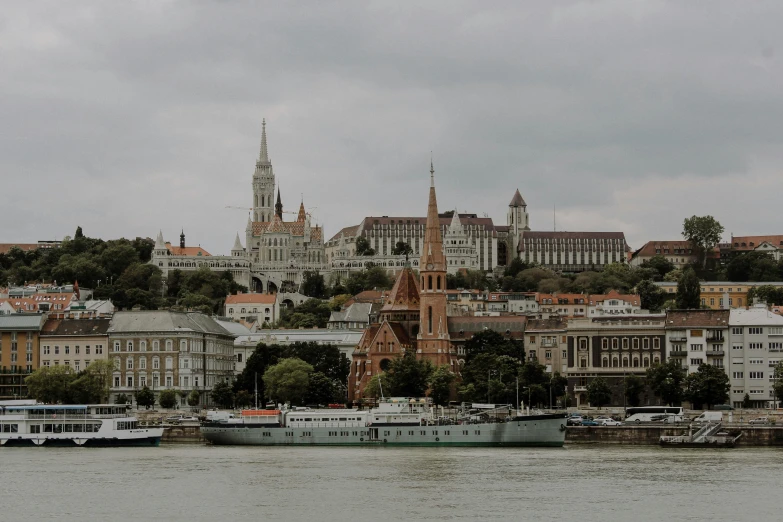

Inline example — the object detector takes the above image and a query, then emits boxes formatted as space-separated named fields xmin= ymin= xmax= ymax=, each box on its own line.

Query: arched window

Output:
xmin=437 ymin=276 xmax=441 ymax=290
xmin=428 ymin=306 xmax=433 ymax=334
xmin=428 ymin=275 xmax=433 ymax=290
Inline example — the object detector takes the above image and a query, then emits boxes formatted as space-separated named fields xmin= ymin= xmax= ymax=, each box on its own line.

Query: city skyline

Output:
xmin=3 ymin=2 xmax=782 ymax=254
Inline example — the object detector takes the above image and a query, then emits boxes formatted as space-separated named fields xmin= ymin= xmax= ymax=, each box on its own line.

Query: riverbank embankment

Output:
xmin=566 ymin=425 xmax=783 ymax=445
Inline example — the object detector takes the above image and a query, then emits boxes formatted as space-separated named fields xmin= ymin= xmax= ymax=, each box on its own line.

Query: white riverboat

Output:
xmin=0 ymin=401 xmax=163 ymax=447
xmin=201 ymin=398 xmax=567 ymax=447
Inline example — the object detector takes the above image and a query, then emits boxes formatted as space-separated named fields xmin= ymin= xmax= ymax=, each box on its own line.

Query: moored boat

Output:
xmin=201 ymin=398 xmax=567 ymax=447
xmin=0 ymin=401 xmax=163 ymax=447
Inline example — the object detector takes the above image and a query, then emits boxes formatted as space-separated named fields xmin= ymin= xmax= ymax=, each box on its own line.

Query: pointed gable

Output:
xmin=381 ymin=267 xmax=420 ymax=312
xmin=509 ymin=189 xmax=526 ymax=207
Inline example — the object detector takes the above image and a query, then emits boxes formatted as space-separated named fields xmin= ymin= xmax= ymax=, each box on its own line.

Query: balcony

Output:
xmin=541 ymin=341 xmax=557 ymax=348
xmin=670 ymin=350 xmax=688 ymax=357
xmin=706 ymin=350 xmax=725 ymax=357
xmin=669 ymin=336 xmax=687 ymax=343
xmin=707 ymin=335 xmax=725 ymax=343
xmin=573 ymin=386 xmax=587 ymax=392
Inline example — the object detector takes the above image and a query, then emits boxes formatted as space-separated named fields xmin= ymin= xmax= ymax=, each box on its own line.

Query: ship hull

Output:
xmin=202 ymin=414 xmax=567 ymax=448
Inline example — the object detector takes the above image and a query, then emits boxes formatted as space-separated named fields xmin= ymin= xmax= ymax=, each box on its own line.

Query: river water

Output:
xmin=1 ymin=444 xmax=779 ymax=521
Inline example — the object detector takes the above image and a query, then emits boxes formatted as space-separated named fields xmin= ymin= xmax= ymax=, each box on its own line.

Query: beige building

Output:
xmin=106 ymin=311 xmax=235 ymax=407
xmin=526 ymin=318 xmax=568 ymax=374
xmin=39 ymin=318 xmax=111 ymax=372
xmin=224 ymin=293 xmax=278 ymax=324
xmin=566 ymin=315 xmax=667 ymax=407
xmin=0 ymin=314 xmax=46 ymax=399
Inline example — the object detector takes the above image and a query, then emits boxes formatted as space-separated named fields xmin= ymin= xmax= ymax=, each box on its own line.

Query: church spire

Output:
xmin=180 ymin=229 xmax=185 ymax=249
xmin=275 ymin=187 xmax=283 ymax=219
xmin=421 ymin=162 xmax=445 ymax=270
xmin=297 ymin=199 xmax=307 ymax=222
xmin=258 ymin=118 xmax=269 ymax=164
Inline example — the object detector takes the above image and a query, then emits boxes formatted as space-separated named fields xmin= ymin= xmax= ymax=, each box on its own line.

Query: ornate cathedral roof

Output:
xmin=265 ymin=215 xmax=287 ymax=233
xmin=381 ymin=267 xmax=420 ymax=312
xmin=251 ymin=220 xmax=322 ymax=241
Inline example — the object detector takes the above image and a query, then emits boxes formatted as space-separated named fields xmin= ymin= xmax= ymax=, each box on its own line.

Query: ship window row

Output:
xmin=1 ymin=424 xmax=19 ymax=432
xmin=42 ymin=423 xmax=102 ymax=433
xmin=116 ymin=421 xmax=138 ymax=430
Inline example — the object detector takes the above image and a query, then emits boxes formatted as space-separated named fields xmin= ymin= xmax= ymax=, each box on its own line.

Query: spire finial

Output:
xmin=259 ymin=118 xmax=269 ymax=163
xmin=430 ymin=153 xmax=435 ymax=188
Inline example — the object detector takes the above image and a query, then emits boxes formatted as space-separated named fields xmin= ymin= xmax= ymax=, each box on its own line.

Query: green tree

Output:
xmin=135 ymin=386 xmax=156 ymax=409
xmin=234 ymin=343 xmax=284 ymax=400
xmin=391 ymin=241 xmax=413 ymax=257
xmin=263 ymin=358 xmax=314 ymax=405
xmin=159 ymin=389 xmax=178 ymax=409
xmin=747 ymin=285 xmax=783 ymax=306
xmin=624 ymin=374 xmax=645 ymax=407
xmin=234 ymin=390 xmax=253 ymax=408
xmin=210 ymin=380 xmax=235 ymax=408
xmin=587 ymin=378 xmax=612 ymax=408
xmin=428 ymin=366 xmax=456 ymax=406
xmin=187 ymin=390 xmax=201 ymax=407
xmin=328 ymin=293 xmax=352 ymax=311
xmin=301 ymin=271 xmax=328 ymax=299
xmin=115 ymin=393 xmax=130 ymax=405
xmin=742 ymin=393 xmax=751 ymax=408
xmin=637 ymin=279 xmax=667 ymax=312
xmin=727 ymin=252 xmax=781 ymax=282
xmin=363 ymin=373 xmax=389 ymax=399
xmin=675 ymin=267 xmax=701 ymax=309
xmin=684 ymin=364 xmax=730 ymax=409
xmin=364 ymin=266 xmax=392 ymax=290
xmin=640 ymin=255 xmax=675 ymax=280
xmin=550 ymin=373 xmax=568 ymax=408
xmin=305 ymin=371 xmax=339 ymax=406
xmin=25 ymin=366 xmax=76 ymax=404
xmin=463 ymin=330 xmax=524 ymax=362
xmin=355 ymin=236 xmax=375 ymax=256
xmin=646 ymin=360 xmax=687 ymax=405
xmin=682 ymin=215 xmax=724 ymax=267
xmin=386 ymin=351 xmax=434 ymax=397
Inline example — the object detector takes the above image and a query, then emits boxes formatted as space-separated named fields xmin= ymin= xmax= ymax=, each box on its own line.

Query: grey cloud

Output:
xmin=2 ymin=1 xmax=782 ymax=254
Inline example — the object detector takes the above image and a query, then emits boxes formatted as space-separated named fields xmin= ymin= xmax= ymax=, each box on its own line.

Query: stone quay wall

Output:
xmin=567 ymin=425 xmax=783 ymax=446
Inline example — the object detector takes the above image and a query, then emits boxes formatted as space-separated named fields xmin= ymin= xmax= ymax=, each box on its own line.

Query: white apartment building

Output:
xmin=665 ymin=310 xmax=729 ymax=375
xmin=728 ymin=305 xmax=783 ymax=408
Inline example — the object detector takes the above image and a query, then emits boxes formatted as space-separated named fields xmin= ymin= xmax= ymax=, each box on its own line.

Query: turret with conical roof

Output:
xmin=275 ymin=187 xmax=283 ymax=219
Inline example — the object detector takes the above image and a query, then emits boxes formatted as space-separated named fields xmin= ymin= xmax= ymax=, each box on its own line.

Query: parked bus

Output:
xmin=624 ymin=406 xmax=684 ymax=424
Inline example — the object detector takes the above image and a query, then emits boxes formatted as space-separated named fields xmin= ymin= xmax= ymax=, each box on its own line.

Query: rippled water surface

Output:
xmin=1 ymin=444 xmax=780 ymax=521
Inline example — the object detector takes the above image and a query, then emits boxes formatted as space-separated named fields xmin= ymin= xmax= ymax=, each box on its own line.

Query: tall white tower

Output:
xmin=508 ymin=189 xmax=529 ymax=256
xmin=252 ymin=119 xmax=275 ymax=223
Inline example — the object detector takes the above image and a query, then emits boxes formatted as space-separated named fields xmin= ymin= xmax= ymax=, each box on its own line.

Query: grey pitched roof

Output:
xmin=214 ymin=318 xmax=252 ymax=337
xmin=107 ymin=311 xmax=232 ymax=337
xmin=509 ymin=189 xmax=526 ymax=207
xmin=0 ymin=314 xmax=46 ymax=331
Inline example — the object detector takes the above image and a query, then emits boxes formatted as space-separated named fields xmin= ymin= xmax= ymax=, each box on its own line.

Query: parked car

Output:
xmin=749 ymin=417 xmax=769 ymax=425
xmin=581 ymin=419 xmax=599 ymax=426
xmin=599 ymin=419 xmax=622 ymax=426
xmin=693 ymin=411 xmax=723 ymax=424
xmin=593 ymin=416 xmax=612 ymax=423
xmin=566 ymin=414 xmax=584 ymax=426
xmin=165 ymin=415 xmax=199 ymax=424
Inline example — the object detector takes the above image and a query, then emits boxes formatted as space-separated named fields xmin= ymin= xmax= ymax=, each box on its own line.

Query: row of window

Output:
xmin=601 ymin=338 xmax=660 ymax=350
xmin=42 ymin=345 xmax=103 ymax=356
xmin=0 ymin=353 xmax=33 ymax=363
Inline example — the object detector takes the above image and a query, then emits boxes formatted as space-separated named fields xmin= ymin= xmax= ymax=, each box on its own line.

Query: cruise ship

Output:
xmin=0 ymin=401 xmax=163 ymax=447
xmin=201 ymin=398 xmax=567 ymax=447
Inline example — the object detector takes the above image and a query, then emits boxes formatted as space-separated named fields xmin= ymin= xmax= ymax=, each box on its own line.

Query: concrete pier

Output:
xmin=566 ymin=425 xmax=783 ymax=446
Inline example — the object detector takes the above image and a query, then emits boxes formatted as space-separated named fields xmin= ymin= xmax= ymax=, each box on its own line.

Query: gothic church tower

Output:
xmin=252 ymin=119 xmax=275 ymax=223
xmin=418 ymin=162 xmax=456 ymax=368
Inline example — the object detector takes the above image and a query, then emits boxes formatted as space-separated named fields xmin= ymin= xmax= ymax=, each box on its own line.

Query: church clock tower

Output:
xmin=252 ymin=119 xmax=275 ymax=223
xmin=418 ymin=161 xmax=456 ymax=368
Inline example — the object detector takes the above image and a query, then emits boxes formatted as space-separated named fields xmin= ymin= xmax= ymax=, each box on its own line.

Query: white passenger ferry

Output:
xmin=202 ymin=398 xmax=567 ymax=447
xmin=0 ymin=401 xmax=163 ymax=447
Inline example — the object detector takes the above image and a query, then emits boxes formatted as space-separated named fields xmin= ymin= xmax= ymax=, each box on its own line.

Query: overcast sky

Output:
xmin=3 ymin=1 xmax=782 ymax=254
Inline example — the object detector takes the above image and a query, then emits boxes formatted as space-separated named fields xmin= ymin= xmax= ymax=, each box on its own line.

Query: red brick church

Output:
xmin=348 ymin=164 xmax=460 ymax=400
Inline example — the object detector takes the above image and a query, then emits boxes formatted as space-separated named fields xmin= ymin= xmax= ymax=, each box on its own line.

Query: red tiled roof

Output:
xmin=589 ymin=290 xmax=640 ymax=305
xmin=252 ymin=220 xmax=323 ymax=241
xmin=665 ymin=310 xmax=730 ymax=327
xmin=166 ymin=243 xmax=211 ymax=256
xmin=1 ymin=293 xmax=76 ymax=312
xmin=634 ymin=240 xmax=695 ymax=258
xmin=730 ymin=235 xmax=783 ymax=251
xmin=225 ymin=294 xmax=276 ymax=305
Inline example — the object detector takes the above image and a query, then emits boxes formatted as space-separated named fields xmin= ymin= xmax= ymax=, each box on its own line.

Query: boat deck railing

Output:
xmin=24 ymin=413 xmax=128 ymax=420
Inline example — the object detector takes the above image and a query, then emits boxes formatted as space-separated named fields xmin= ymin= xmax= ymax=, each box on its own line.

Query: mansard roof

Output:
xmin=381 ymin=267 xmax=420 ymax=312
xmin=665 ymin=309 xmax=730 ymax=328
